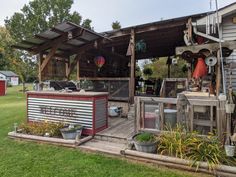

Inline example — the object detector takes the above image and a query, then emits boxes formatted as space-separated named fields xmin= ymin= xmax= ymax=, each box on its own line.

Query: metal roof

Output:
xmin=12 ymin=21 xmax=108 ymax=56
xmin=12 ymin=12 xmax=208 ymax=59
xmin=0 ymin=71 xmax=18 ymax=77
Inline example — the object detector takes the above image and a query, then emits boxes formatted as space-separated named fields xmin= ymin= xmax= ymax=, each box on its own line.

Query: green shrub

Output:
xmin=186 ymin=133 xmax=231 ymax=171
xmin=19 ymin=121 xmax=64 ymax=137
xmin=135 ymin=132 xmax=156 ymax=143
xmin=158 ymin=125 xmax=196 ymax=159
xmin=158 ymin=125 xmax=235 ymax=171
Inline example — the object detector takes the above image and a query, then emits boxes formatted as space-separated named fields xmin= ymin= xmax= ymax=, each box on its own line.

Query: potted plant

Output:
xmin=60 ymin=124 xmax=83 ymax=140
xmin=133 ymin=132 xmax=157 ymax=153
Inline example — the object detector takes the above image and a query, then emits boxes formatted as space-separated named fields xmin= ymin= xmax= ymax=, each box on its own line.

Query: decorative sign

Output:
xmin=27 ymin=97 xmax=94 ymax=128
xmin=39 ymin=106 xmax=75 ymax=117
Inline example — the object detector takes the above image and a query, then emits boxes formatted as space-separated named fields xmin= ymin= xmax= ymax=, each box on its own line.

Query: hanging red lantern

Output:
xmin=94 ymin=56 xmax=105 ymax=71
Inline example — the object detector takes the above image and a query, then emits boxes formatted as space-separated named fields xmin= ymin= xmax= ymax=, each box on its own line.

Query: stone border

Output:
xmin=8 ymin=131 xmax=93 ymax=148
xmin=121 ymin=149 xmax=236 ymax=177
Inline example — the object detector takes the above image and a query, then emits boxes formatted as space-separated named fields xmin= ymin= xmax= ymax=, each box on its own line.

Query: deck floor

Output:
xmin=96 ymin=117 xmax=135 ymax=139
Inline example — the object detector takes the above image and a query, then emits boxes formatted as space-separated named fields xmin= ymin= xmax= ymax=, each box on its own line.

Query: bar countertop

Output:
xmin=27 ymin=90 xmax=108 ymax=97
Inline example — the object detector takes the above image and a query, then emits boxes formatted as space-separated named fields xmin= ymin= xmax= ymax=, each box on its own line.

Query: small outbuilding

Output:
xmin=0 ymin=71 xmax=19 ymax=86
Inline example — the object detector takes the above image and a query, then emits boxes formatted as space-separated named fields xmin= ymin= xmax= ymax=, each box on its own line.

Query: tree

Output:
xmin=135 ymin=63 xmax=142 ymax=78
xmin=143 ymin=57 xmax=188 ymax=79
xmin=4 ymin=0 xmax=92 ymax=84
xmin=82 ymin=19 xmax=93 ymax=30
xmin=143 ymin=67 xmax=153 ymax=79
xmin=0 ymin=27 xmax=14 ymax=70
xmin=112 ymin=21 xmax=121 ymax=30
xmin=5 ymin=0 xmax=86 ymax=42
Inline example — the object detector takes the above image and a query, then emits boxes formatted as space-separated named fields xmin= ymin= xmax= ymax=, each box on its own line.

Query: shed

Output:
xmin=0 ymin=79 xmax=6 ymax=96
xmin=0 ymin=71 xmax=19 ymax=86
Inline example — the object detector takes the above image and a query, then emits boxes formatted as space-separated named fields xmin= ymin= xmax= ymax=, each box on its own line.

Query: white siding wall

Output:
xmin=0 ymin=73 xmax=6 ymax=80
xmin=222 ymin=13 xmax=236 ymax=90
xmin=225 ymin=50 xmax=236 ymax=89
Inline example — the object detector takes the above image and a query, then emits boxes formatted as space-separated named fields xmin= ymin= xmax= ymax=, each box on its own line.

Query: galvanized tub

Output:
xmin=60 ymin=127 xmax=83 ymax=140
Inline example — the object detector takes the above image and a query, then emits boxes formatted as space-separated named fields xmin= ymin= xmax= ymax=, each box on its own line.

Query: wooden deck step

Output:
xmin=94 ymin=134 xmax=128 ymax=144
xmin=79 ymin=139 xmax=126 ymax=155
xmin=95 ymin=117 xmax=135 ymax=144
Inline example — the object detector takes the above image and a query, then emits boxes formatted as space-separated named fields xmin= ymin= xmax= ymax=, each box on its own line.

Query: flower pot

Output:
xmin=133 ymin=134 xmax=157 ymax=153
xmin=133 ymin=140 xmax=157 ymax=153
xmin=60 ymin=126 xmax=83 ymax=140
xmin=225 ymin=145 xmax=235 ymax=157
xmin=225 ymin=104 xmax=235 ymax=114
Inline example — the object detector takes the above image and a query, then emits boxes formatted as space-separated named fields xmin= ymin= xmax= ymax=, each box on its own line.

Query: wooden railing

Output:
xmin=80 ymin=77 xmax=130 ymax=101
xmin=134 ymin=96 xmax=226 ymax=139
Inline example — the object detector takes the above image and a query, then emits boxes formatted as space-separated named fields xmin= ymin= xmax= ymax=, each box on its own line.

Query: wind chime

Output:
xmin=94 ymin=56 xmax=105 ymax=71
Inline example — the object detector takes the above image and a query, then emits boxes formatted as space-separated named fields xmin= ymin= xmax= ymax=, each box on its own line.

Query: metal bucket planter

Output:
xmin=225 ymin=104 xmax=235 ymax=114
xmin=133 ymin=140 xmax=157 ymax=153
xmin=60 ymin=126 xmax=83 ymax=140
xmin=133 ymin=134 xmax=157 ymax=153
xmin=225 ymin=145 xmax=235 ymax=157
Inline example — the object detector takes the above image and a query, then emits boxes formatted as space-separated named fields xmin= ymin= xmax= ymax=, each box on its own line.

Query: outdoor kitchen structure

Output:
xmin=12 ymin=2 xmax=236 ymax=140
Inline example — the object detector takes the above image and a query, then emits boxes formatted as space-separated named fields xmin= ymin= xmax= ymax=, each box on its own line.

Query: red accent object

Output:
xmin=94 ymin=56 xmax=105 ymax=69
xmin=196 ymin=36 xmax=205 ymax=44
xmin=192 ymin=58 xmax=208 ymax=79
xmin=0 ymin=80 xmax=6 ymax=96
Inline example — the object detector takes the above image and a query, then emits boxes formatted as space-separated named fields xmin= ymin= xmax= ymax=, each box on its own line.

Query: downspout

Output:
xmin=192 ymin=22 xmax=224 ymax=43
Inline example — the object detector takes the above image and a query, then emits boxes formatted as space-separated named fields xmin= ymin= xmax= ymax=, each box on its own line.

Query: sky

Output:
xmin=0 ymin=0 xmax=235 ymax=32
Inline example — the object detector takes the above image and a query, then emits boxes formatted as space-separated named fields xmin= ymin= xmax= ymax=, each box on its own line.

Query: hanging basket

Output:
xmin=225 ymin=103 xmax=235 ymax=114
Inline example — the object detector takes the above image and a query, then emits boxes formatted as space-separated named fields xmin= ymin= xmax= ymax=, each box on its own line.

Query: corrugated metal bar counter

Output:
xmin=27 ymin=91 xmax=108 ymax=135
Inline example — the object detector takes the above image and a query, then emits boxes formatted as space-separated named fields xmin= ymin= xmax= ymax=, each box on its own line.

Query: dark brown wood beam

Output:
xmin=108 ymin=20 xmax=186 ymax=38
xmin=129 ymin=29 xmax=135 ymax=104
xmin=40 ymin=43 xmax=59 ymax=72
xmin=68 ymin=53 xmax=83 ymax=77
xmin=98 ymin=48 xmax=128 ymax=61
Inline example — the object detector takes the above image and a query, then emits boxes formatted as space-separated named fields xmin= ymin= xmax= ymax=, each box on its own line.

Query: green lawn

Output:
xmin=0 ymin=85 xmax=203 ymax=177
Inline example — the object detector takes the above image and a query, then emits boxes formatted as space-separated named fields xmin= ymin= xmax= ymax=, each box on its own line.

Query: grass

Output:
xmin=0 ymin=85 xmax=207 ymax=177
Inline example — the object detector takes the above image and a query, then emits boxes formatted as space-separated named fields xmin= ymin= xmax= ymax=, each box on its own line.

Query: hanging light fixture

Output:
xmin=94 ymin=56 xmax=105 ymax=71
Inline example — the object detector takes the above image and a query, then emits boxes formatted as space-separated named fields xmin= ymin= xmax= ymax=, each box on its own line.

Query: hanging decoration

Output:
xmin=135 ymin=40 xmax=146 ymax=53
xmin=192 ymin=58 xmax=208 ymax=79
xmin=94 ymin=56 xmax=105 ymax=71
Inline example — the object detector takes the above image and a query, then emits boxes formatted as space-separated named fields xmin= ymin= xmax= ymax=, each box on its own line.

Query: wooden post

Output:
xmin=216 ymin=50 xmax=221 ymax=96
xmin=77 ymin=59 xmax=80 ymax=81
xmin=129 ymin=28 xmax=135 ymax=104
xmin=167 ymin=63 xmax=170 ymax=78
xmin=65 ymin=58 xmax=70 ymax=80
xmin=38 ymin=53 xmax=43 ymax=82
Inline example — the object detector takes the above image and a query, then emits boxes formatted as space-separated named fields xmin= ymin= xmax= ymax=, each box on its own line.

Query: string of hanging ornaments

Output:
xmin=94 ymin=56 xmax=105 ymax=71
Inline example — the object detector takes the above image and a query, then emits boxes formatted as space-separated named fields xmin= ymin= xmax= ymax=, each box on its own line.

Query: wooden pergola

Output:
xmin=13 ymin=13 xmax=206 ymax=103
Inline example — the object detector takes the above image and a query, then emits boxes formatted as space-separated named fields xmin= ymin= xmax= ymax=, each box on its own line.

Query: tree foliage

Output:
xmin=0 ymin=27 xmax=14 ymax=70
xmin=5 ymin=0 xmax=85 ymax=42
xmin=143 ymin=67 xmax=153 ymax=79
xmin=112 ymin=21 xmax=121 ymax=30
xmin=143 ymin=57 xmax=188 ymax=79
